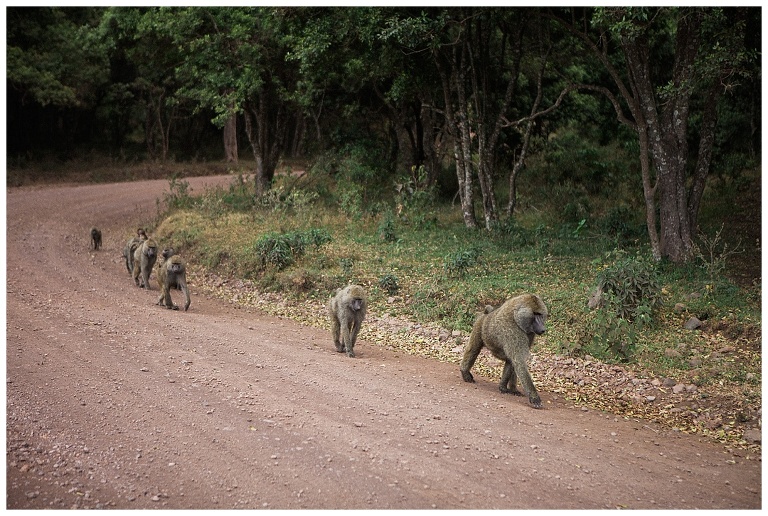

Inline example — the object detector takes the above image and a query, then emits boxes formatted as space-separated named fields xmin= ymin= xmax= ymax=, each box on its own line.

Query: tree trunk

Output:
xmin=223 ymin=113 xmax=238 ymax=163
xmin=436 ymin=44 xmax=477 ymax=228
xmin=243 ymin=93 xmax=286 ymax=197
xmin=687 ymin=81 xmax=721 ymax=232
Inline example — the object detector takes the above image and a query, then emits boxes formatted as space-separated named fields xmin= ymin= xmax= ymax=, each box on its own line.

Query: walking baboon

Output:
xmin=328 ymin=284 xmax=367 ymax=358
xmin=157 ymin=255 xmax=190 ymax=311
xmin=460 ymin=293 xmax=548 ymax=409
xmin=90 ymin=228 xmax=102 ymax=250
xmin=133 ymin=238 xmax=158 ymax=288
xmin=123 ymin=230 xmax=148 ymax=274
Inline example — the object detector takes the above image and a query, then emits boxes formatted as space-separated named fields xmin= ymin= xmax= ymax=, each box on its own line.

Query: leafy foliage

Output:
xmin=252 ymin=228 xmax=331 ymax=271
xmin=443 ymin=246 xmax=482 ymax=278
xmin=378 ymin=273 xmax=400 ymax=295
xmin=596 ymin=253 xmax=662 ymax=321
xmin=580 ymin=252 xmax=663 ymax=361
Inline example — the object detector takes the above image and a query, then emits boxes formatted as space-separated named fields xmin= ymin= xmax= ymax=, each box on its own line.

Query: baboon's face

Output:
xmin=532 ymin=312 xmax=546 ymax=335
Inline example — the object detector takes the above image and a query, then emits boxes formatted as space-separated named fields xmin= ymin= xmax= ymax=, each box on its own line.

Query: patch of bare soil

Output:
xmin=6 ymin=177 xmax=761 ymax=509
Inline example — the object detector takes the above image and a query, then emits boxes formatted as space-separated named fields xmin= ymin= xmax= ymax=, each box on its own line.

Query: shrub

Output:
xmin=596 ymin=255 xmax=662 ymax=320
xmin=252 ymin=228 xmax=332 ymax=271
xmin=378 ymin=273 xmax=400 ymax=295
xmin=163 ymin=176 xmax=193 ymax=210
xmin=378 ymin=209 xmax=398 ymax=242
xmin=582 ymin=253 xmax=662 ymax=360
xmin=443 ymin=246 xmax=482 ymax=277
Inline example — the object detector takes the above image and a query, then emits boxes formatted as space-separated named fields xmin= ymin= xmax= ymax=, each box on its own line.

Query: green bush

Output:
xmin=252 ymin=228 xmax=331 ymax=271
xmin=378 ymin=209 xmax=398 ymax=242
xmin=597 ymin=255 xmax=662 ymax=320
xmin=163 ymin=176 xmax=193 ymax=210
xmin=581 ymin=253 xmax=662 ymax=360
xmin=378 ymin=273 xmax=400 ymax=295
xmin=443 ymin=246 xmax=482 ymax=277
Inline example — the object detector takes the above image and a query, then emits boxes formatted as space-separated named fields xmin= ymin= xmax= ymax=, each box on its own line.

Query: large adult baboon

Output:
xmin=328 ymin=284 xmax=367 ymax=358
xmin=460 ymin=293 xmax=548 ymax=409
xmin=123 ymin=229 xmax=148 ymax=274
xmin=133 ymin=238 xmax=158 ymax=288
xmin=156 ymin=255 xmax=190 ymax=311
xmin=90 ymin=228 xmax=102 ymax=250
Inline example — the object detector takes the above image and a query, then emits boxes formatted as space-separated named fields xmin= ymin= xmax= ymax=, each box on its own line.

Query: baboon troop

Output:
xmin=90 ymin=228 xmax=102 ymax=250
xmin=133 ymin=238 xmax=158 ymax=288
xmin=109 ymin=224 xmax=551 ymax=410
xmin=460 ymin=293 xmax=548 ymax=409
xmin=328 ymin=284 xmax=367 ymax=358
xmin=116 ymin=228 xmax=191 ymax=312
xmin=157 ymin=255 xmax=190 ymax=311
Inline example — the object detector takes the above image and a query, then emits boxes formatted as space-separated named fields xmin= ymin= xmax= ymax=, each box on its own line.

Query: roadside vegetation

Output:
xmin=112 ymin=153 xmax=760 ymax=449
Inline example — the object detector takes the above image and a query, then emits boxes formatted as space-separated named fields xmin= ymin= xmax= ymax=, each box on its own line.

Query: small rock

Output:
xmin=646 ymin=396 xmax=656 ymax=402
xmin=683 ymin=317 xmax=702 ymax=330
xmin=742 ymin=428 xmax=761 ymax=444
xmin=587 ymin=287 xmax=603 ymax=310
xmin=674 ymin=303 xmax=687 ymax=313
xmin=688 ymin=357 xmax=703 ymax=368
xmin=662 ymin=377 xmax=676 ymax=387
xmin=451 ymin=330 xmax=462 ymax=337
xmin=685 ymin=384 xmax=697 ymax=393
xmin=672 ymin=384 xmax=686 ymax=394
xmin=664 ymin=348 xmax=682 ymax=358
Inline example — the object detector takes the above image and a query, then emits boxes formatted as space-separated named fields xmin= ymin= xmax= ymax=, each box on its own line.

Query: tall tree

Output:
xmin=155 ymin=7 xmax=298 ymax=194
xmin=550 ymin=7 xmax=756 ymax=262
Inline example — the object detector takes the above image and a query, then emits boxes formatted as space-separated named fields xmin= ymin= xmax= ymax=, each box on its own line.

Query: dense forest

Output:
xmin=7 ymin=7 xmax=761 ymax=263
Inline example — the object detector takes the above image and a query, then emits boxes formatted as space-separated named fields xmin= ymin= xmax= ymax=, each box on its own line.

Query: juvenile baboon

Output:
xmin=133 ymin=238 xmax=158 ymax=288
xmin=90 ymin=228 xmax=102 ymax=250
xmin=328 ymin=284 xmax=367 ymax=358
xmin=156 ymin=255 xmax=190 ymax=311
xmin=460 ymin=293 xmax=548 ymax=409
xmin=123 ymin=230 xmax=148 ymax=274
xmin=161 ymin=247 xmax=175 ymax=261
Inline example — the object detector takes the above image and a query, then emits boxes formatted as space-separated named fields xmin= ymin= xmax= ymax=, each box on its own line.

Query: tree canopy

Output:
xmin=6 ymin=7 xmax=760 ymax=263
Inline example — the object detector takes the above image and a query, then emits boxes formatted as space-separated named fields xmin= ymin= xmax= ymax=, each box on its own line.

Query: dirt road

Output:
xmin=6 ymin=177 xmax=761 ymax=509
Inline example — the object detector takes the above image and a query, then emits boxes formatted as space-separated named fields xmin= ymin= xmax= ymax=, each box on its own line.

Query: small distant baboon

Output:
xmin=328 ymin=284 xmax=367 ymax=358
xmin=161 ymin=247 xmax=175 ymax=261
xmin=123 ymin=230 xmax=148 ymax=274
xmin=156 ymin=255 xmax=190 ymax=311
xmin=133 ymin=238 xmax=158 ymax=288
xmin=90 ymin=228 xmax=102 ymax=250
xmin=460 ymin=293 xmax=548 ymax=409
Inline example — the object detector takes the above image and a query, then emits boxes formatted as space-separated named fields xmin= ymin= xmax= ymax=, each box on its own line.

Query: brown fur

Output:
xmin=460 ymin=293 xmax=548 ymax=408
xmin=328 ymin=285 xmax=367 ymax=358
xmin=133 ymin=238 xmax=158 ymax=288
xmin=156 ymin=255 xmax=190 ymax=311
